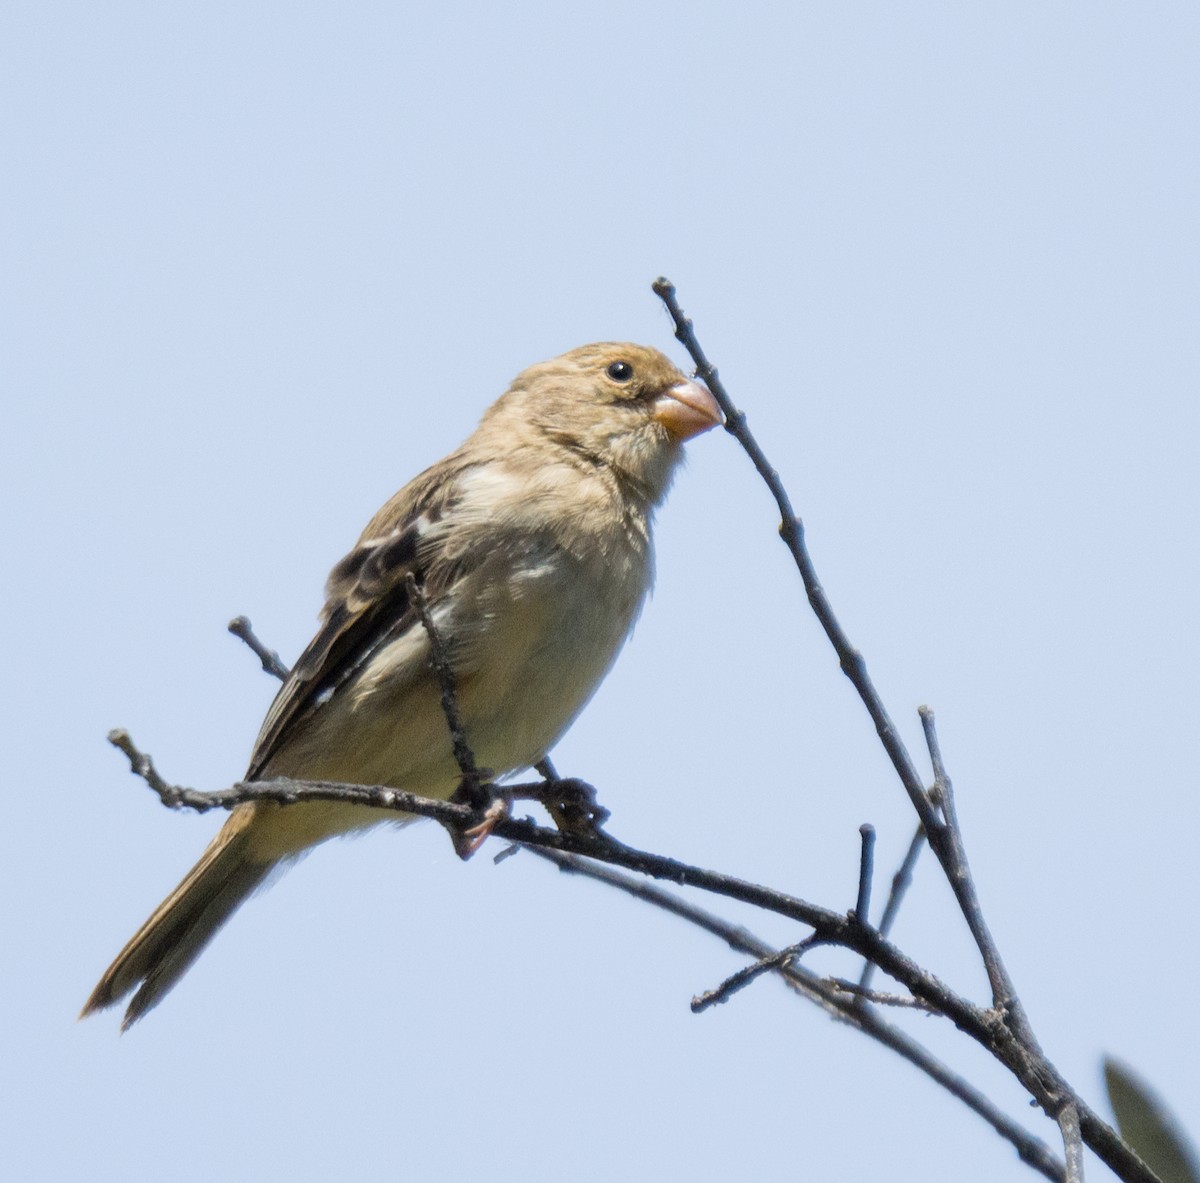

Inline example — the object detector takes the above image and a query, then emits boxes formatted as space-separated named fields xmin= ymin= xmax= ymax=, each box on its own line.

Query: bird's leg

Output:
xmin=446 ymin=764 xmax=613 ymax=858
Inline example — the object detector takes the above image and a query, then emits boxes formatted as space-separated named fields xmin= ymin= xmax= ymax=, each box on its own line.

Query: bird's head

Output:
xmin=489 ymin=342 xmax=723 ymax=501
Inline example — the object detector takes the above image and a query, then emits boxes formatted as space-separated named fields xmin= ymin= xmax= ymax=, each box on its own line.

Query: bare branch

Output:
xmin=655 ymin=276 xmax=1019 ymax=1018
xmin=691 ymin=935 xmax=825 ymax=1014
xmin=110 ymin=704 xmax=1076 ymax=1179
xmin=859 ymin=822 xmax=926 ymax=993
xmin=104 ymin=722 xmax=1116 ymax=1176
xmin=227 ymin=615 xmax=289 ymax=681
xmin=404 ymin=573 xmax=481 ymax=796
xmin=107 ymin=729 xmax=186 ymax=806
xmin=531 ymin=846 xmax=1065 ymax=1183
xmin=855 ymin=822 xmax=876 ymax=925
xmin=108 ymin=727 xmax=474 ymax=822
xmin=1059 ymin=1103 xmax=1086 ymax=1183
xmin=822 ymin=977 xmax=937 ymax=1012
xmin=877 ymin=822 xmax=927 ymax=942
xmin=104 ymin=731 xmax=972 ymax=1020
xmin=650 ymin=277 xmax=1157 ymax=1183
xmin=652 ymin=276 xmax=943 ymax=840
xmin=920 ymin=707 xmax=1027 ymax=1030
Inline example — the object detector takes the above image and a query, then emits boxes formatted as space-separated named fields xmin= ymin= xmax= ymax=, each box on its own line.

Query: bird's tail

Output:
xmin=81 ymin=809 xmax=271 ymax=1029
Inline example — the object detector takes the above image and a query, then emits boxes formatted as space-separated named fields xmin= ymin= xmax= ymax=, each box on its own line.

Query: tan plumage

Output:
xmin=83 ymin=342 xmax=721 ymax=1027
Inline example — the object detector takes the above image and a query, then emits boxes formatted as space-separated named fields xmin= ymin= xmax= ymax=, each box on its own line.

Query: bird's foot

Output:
xmin=448 ymin=774 xmax=506 ymax=860
xmin=453 ymin=796 xmax=510 ymax=860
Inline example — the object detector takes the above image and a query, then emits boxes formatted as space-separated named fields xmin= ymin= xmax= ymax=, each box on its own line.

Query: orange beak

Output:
xmin=652 ymin=378 xmax=723 ymax=441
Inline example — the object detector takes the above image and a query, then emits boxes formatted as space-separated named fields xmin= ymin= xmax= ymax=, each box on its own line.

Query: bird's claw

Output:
xmin=451 ymin=794 xmax=510 ymax=861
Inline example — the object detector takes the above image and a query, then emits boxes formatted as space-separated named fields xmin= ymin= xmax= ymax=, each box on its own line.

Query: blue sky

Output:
xmin=4 ymin=4 xmax=1198 ymax=1180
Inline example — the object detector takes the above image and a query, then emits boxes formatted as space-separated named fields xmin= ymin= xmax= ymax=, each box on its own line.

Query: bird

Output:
xmin=83 ymin=341 xmax=722 ymax=1028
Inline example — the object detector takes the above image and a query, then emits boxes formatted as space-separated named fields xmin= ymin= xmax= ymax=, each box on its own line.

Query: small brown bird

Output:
xmin=84 ymin=342 xmax=721 ymax=1027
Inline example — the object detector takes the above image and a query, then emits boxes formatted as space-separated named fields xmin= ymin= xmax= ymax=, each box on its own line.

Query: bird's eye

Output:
xmin=606 ymin=360 xmax=634 ymax=383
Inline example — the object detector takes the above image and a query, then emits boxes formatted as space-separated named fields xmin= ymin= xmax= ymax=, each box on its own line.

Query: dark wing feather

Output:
xmin=245 ymin=464 xmax=467 ymax=780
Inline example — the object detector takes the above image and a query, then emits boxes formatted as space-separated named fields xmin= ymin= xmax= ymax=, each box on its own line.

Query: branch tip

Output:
xmin=854 ymin=824 xmax=876 ymax=926
xmin=692 ymin=938 xmax=822 ymax=1015
xmin=228 ymin=614 xmax=290 ymax=681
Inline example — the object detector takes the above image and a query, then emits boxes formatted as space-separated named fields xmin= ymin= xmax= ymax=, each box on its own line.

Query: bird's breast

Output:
xmin=450 ymin=530 xmax=649 ymax=772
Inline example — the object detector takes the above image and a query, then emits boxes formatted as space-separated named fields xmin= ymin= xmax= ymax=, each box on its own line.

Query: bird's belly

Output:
xmin=251 ymin=547 xmax=644 ymax=858
xmin=457 ymin=551 xmax=642 ymax=774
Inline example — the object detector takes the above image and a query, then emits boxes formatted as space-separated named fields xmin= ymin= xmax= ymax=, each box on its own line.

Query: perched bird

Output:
xmin=83 ymin=342 xmax=721 ymax=1028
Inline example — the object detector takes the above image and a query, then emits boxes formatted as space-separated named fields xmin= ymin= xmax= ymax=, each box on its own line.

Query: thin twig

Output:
xmin=920 ymin=707 xmax=1028 ymax=1033
xmin=859 ymin=823 xmax=926 ymax=993
xmin=107 ymin=728 xmax=471 ymax=821
xmin=228 ymin=615 xmax=290 ymax=681
xmin=855 ymin=823 xmax=876 ymax=925
xmin=104 ymin=732 xmax=968 ymax=1017
xmin=692 ymin=936 xmax=824 ymax=1014
xmin=656 ymin=274 xmax=1018 ymax=1019
xmin=650 ymin=278 xmax=1154 ymax=1183
xmin=652 ymin=277 xmax=943 ymax=839
xmin=1059 ymin=1104 xmax=1085 ymax=1183
xmin=531 ymin=846 xmax=1064 ymax=1183
xmin=877 ymin=823 xmax=927 ymax=943
xmin=107 ymin=705 xmax=1087 ymax=1181
xmin=108 ymin=720 xmax=1151 ymax=1180
xmin=108 ymin=730 xmax=183 ymax=804
xmin=403 ymin=572 xmax=481 ymax=795
xmin=823 ymin=977 xmax=937 ymax=1011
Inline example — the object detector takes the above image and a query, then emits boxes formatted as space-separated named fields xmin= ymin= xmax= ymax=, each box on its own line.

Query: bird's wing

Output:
xmin=246 ymin=461 xmax=471 ymax=780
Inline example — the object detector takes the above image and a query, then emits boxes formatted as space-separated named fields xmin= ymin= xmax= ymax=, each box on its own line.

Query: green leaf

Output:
xmin=1104 ymin=1056 xmax=1200 ymax=1183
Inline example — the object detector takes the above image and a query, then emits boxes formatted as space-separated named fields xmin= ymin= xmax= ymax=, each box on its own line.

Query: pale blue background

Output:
xmin=4 ymin=4 xmax=1198 ymax=1180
